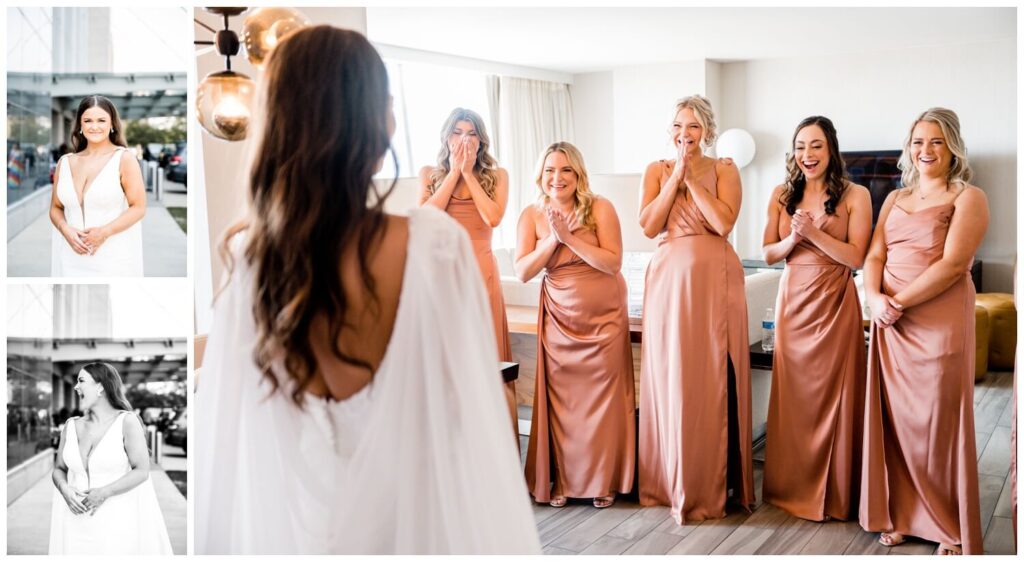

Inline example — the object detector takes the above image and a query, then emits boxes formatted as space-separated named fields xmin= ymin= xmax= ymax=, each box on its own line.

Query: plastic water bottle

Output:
xmin=761 ymin=308 xmax=775 ymax=352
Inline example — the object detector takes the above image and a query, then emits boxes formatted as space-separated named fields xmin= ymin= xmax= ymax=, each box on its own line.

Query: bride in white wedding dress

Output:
xmin=196 ymin=26 xmax=541 ymax=555
xmin=49 ymin=363 xmax=172 ymax=554
xmin=50 ymin=95 xmax=145 ymax=277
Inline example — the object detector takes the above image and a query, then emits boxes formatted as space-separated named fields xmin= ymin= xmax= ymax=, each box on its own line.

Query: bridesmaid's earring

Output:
xmin=98 ymin=389 xmax=104 ymax=396
xmin=110 ymin=128 xmax=115 ymax=134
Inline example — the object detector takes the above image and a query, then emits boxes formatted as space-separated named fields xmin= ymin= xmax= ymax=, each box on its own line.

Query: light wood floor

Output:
xmin=522 ymin=371 xmax=1017 ymax=555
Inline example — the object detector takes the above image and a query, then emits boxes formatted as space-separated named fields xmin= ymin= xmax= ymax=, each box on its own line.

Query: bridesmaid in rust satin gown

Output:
xmin=637 ymin=95 xmax=755 ymax=524
xmin=761 ymin=116 xmax=872 ymax=521
xmin=516 ymin=142 xmax=635 ymax=509
xmin=419 ymin=108 xmax=517 ymax=430
xmin=860 ymin=108 xmax=989 ymax=555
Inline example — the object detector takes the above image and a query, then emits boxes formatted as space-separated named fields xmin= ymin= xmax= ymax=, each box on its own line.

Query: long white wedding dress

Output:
xmin=49 ymin=412 xmax=173 ymax=554
xmin=52 ymin=148 xmax=144 ymax=277
xmin=196 ymin=207 xmax=542 ymax=554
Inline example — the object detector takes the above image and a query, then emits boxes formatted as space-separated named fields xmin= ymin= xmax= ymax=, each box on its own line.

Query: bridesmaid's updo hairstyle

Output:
xmin=779 ymin=116 xmax=849 ymax=216
xmin=898 ymin=107 xmax=973 ymax=189
xmin=428 ymin=108 xmax=500 ymax=199
xmin=225 ymin=25 xmax=395 ymax=406
xmin=534 ymin=141 xmax=596 ymax=231
xmin=70 ymin=95 xmax=128 ymax=152
xmin=81 ymin=362 xmax=133 ymax=411
xmin=672 ymin=95 xmax=717 ymax=150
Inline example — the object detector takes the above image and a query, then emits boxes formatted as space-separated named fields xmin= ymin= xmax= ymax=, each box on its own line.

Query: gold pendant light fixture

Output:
xmin=195 ymin=7 xmax=309 ymax=142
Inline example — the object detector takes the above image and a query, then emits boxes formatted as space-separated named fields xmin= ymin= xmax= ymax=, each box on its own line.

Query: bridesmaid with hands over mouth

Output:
xmin=418 ymin=108 xmax=518 ymax=435
xmin=637 ymin=95 xmax=755 ymax=525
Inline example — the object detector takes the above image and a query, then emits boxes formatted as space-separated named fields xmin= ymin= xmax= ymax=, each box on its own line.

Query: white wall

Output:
xmin=720 ymin=38 xmax=1016 ymax=291
xmin=612 ymin=60 xmax=709 ymax=173
xmin=196 ymin=8 xmax=368 ymax=296
xmin=571 ymin=60 xmax=727 ymax=174
xmin=572 ymin=71 xmax=615 ymax=174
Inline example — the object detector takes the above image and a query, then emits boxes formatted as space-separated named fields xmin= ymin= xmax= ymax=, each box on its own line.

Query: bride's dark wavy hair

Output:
xmin=779 ymin=116 xmax=848 ymax=216
xmin=81 ymin=362 xmax=133 ymax=411
xmin=220 ymin=26 xmax=396 ymax=406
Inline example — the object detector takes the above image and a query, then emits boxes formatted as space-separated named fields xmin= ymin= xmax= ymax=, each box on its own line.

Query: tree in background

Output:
xmin=123 ymin=117 xmax=186 ymax=146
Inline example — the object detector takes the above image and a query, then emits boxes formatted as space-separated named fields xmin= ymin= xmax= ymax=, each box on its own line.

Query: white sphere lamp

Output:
xmin=716 ymin=129 xmax=756 ymax=169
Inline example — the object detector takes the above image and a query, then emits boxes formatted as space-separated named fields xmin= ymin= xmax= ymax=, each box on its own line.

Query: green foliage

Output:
xmin=126 ymin=384 xmax=186 ymax=409
xmin=123 ymin=117 xmax=186 ymax=146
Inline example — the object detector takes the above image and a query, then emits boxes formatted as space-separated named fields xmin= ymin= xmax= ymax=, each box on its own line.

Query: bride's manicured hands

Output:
xmin=59 ymin=485 xmax=89 ymax=515
xmin=81 ymin=487 xmax=110 ymax=515
xmin=80 ymin=226 xmax=111 ymax=254
xmin=60 ymin=224 xmax=92 ymax=255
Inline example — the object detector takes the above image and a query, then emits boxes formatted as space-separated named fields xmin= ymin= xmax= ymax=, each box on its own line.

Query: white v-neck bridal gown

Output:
xmin=52 ymin=148 xmax=144 ymax=277
xmin=196 ymin=207 xmax=542 ymax=554
xmin=49 ymin=412 xmax=173 ymax=554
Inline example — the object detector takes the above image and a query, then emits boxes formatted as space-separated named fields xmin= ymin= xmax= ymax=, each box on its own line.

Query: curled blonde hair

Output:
xmin=898 ymin=107 xmax=973 ymax=189
xmin=673 ymin=95 xmax=718 ymax=150
xmin=428 ymin=108 xmax=500 ymax=199
xmin=534 ymin=141 xmax=596 ymax=230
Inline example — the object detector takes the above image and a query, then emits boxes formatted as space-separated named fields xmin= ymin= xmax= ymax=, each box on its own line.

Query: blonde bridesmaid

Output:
xmin=637 ymin=95 xmax=755 ymax=524
xmin=761 ymin=116 xmax=871 ymax=521
xmin=419 ymin=108 xmax=517 ymax=433
xmin=860 ymin=108 xmax=988 ymax=555
xmin=516 ymin=142 xmax=635 ymax=509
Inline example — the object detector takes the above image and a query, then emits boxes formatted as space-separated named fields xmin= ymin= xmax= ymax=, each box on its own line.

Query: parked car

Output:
xmin=163 ymin=410 xmax=187 ymax=453
xmin=165 ymin=143 xmax=186 ymax=186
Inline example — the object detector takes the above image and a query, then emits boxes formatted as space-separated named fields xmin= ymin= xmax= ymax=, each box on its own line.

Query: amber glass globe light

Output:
xmin=196 ymin=70 xmax=256 ymax=142
xmin=242 ymin=7 xmax=311 ymax=69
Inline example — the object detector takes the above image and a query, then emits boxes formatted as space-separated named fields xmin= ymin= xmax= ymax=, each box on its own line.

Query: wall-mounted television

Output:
xmin=842 ymin=150 xmax=902 ymax=227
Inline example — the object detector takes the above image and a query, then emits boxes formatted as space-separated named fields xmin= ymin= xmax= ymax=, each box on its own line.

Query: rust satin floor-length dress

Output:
xmin=525 ymin=227 xmax=636 ymax=502
xmin=859 ymin=200 xmax=983 ymax=554
xmin=445 ymin=196 xmax=517 ymax=433
xmin=638 ymin=164 xmax=756 ymax=524
xmin=762 ymin=204 xmax=866 ymax=521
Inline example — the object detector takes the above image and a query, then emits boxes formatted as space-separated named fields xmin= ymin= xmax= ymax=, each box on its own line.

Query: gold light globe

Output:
xmin=242 ymin=7 xmax=311 ymax=69
xmin=196 ymin=70 xmax=256 ymax=141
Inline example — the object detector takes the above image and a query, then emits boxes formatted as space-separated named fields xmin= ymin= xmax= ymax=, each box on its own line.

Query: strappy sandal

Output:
xmin=936 ymin=543 xmax=962 ymax=555
xmin=549 ymin=496 xmax=567 ymax=508
xmin=879 ymin=532 xmax=906 ymax=547
xmin=593 ymin=495 xmax=615 ymax=509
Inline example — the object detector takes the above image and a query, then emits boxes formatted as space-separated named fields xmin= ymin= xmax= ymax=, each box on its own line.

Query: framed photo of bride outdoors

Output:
xmin=6 ymin=281 xmax=189 ymax=555
xmin=7 ymin=6 xmax=189 ymax=278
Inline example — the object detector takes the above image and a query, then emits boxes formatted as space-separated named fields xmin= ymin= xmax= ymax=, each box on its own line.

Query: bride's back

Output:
xmin=235 ymin=25 xmax=402 ymax=406
xmin=306 ymin=214 xmax=409 ymax=400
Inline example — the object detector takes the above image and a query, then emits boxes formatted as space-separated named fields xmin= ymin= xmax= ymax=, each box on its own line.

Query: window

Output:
xmin=378 ymin=59 xmax=490 ymax=179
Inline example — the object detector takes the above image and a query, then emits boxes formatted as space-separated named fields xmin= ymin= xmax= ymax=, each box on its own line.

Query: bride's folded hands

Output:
xmin=81 ymin=226 xmax=111 ymax=254
xmin=80 ymin=487 xmax=111 ymax=515
xmin=57 ymin=484 xmax=89 ymax=515
xmin=58 ymin=223 xmax=92 ymax=255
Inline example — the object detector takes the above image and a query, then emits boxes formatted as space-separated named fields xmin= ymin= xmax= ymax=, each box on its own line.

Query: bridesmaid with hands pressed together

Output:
xmin=516 ymin=142 xmax=636 ymax=509
xmin=761 ymin=116 xmax=871 ymax=522
xmin=637 ymin=95 xmax=755 ymax=524
xmin=859 ymin=108 xmax=988 ymax=555
xmin=418 ymin=108 xmax=518 ymax=433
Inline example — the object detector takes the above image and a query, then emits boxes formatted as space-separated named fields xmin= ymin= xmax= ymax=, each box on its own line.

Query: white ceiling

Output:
xmin=366 ymin=7 xmax=1016 ymax=74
